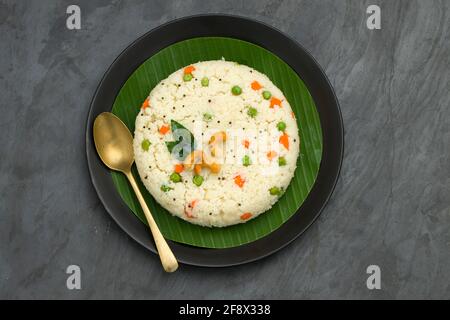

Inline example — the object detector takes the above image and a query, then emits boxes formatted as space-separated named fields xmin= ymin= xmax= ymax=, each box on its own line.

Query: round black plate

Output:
xmin=86 ymin=14 xmax=343 ymax=267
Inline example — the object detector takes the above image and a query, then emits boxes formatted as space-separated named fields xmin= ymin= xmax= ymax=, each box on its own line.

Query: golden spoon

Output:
xmin=93 ymin=112 xmax=178 ymax=272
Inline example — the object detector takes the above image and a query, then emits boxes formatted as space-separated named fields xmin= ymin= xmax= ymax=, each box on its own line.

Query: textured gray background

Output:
xmin=1 ymin=0 xmax=449 ymax=299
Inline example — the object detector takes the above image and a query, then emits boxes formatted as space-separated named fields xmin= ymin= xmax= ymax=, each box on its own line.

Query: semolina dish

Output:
xmin=133 ymin=60 xmax=300 ymax=227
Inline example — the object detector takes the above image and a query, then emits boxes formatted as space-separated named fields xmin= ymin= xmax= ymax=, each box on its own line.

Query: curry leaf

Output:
xmin=165 ymin=120 xmax=195 ymax=160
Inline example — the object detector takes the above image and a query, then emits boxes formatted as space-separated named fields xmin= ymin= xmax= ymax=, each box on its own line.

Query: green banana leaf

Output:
xmin=111 ymin=37 xmax=322 ymax=248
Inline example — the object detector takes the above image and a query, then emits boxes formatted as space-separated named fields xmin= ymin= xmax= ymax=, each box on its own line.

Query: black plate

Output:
xmin=86 ymin=14 xmax=343 ymax=267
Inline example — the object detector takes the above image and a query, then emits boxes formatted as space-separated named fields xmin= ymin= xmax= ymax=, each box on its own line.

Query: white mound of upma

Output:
xmin=133 ymin=60 xmax=300 ymax=227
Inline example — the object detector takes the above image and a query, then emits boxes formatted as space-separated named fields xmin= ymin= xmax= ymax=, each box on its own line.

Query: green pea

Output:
xmin=247 ymin=107 xmax=257 ymax=118
xmin=242 ymin=155 xmax=251 ymax=167
xmin=193 ymin=175 xmax=204 ymax=186
xmin=277 ymin=121 xmax=287 ymax=132
xmin=141 ymin=139 xmax=151 ymax=151
xmin=278 ymin=157 xmax=287 ymax=166
xmin=262 ymin=91 xmax=272 ymax=100
xmin=170 ymin=172 xmax=182 ymax=183
xmin=160 ymin=185 xmax=173 ymax=192
xmin=269 ymin=186 xmax=281 ymax=196
xmin=203 ymin=112 xmax=213 ymax=122
xmin=231 ymin=85 xmax=242 ymax=95
xmin=183 ymin=73 xmax=193 ymax=82
xmin=201 ymin=77 xmax=209 ymax=87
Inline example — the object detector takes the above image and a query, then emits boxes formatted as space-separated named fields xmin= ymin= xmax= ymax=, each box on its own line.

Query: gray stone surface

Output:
xmin=0 ymin=0 xmax=449 ymax=299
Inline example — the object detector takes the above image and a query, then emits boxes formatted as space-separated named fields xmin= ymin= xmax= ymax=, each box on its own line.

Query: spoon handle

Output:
xmin=124 ymin=170 xmax=179 ymax=273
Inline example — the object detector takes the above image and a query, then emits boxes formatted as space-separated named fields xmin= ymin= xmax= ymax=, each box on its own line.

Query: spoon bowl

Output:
xmin=93 ymin=112 xmax=134 ymax=172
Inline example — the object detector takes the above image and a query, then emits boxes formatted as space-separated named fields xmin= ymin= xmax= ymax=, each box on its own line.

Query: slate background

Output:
xmin=1 ymin=0 xmax=449 ymax=299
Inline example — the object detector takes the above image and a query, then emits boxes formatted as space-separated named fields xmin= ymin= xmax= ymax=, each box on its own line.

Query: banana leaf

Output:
xmin=111 ymin=37 xmax=322 ymax=248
